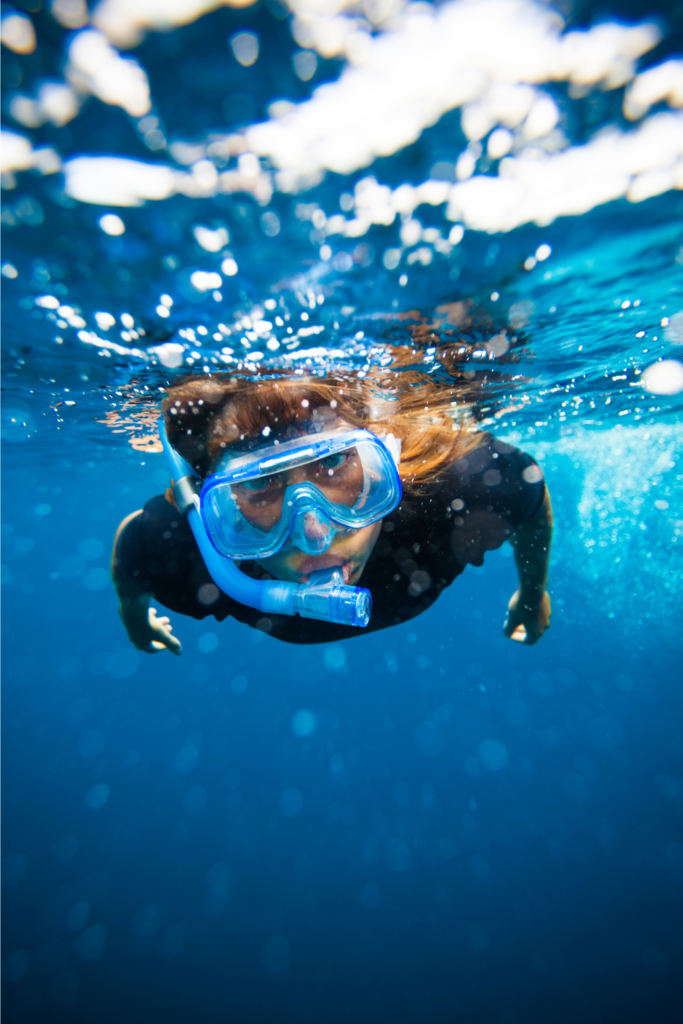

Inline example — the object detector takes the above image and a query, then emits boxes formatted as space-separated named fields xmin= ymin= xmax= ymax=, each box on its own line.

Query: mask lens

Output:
xmin=231 ymin=446 xmax=364 ymax=529
xmin=232 ymin=473 xmax=285 ymax=531
xmin=302 ymin=447 xmax=364 ymax=507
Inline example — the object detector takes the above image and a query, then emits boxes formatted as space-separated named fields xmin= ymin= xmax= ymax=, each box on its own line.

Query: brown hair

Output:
xmin=161 ymin=339 xmax=499 ymax=495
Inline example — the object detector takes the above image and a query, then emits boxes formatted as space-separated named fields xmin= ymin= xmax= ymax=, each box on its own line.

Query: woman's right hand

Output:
xmin=121 ymin=604 xmax=183 ymax=656
xmin=112 ymin=513 xmax=182 ymax=655
xmin=503 ymin=588 xmax=551 ymax=645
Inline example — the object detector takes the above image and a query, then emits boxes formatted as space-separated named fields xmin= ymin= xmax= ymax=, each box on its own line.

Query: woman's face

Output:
xmin=213 ymin=415 xmax=384 ymax=584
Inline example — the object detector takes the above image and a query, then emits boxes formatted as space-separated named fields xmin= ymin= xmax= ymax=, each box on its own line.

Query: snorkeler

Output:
xmin=111 ymin=355 xmax=552 ymax=651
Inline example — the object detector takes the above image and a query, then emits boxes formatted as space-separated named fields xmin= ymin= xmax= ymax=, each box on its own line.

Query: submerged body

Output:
xmin=113 ymin=402 xmax=552 ymax=649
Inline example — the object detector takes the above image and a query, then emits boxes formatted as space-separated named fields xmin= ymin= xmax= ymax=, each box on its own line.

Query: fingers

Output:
xmin=150 ymin=612 xmax=171 ymax=627
xmin=143 ymin=637 xmax=182 ymax=655
xmin=504 ymin=619 xmax=547 ymax=645
xmin=505 ymin=589 xmax=552 ymax=645
xmin=503 ymin=611 xmax=522 ymax=639
xmin=151 ymin=614 xmax=172 ymax=631
xmin=153 ymin=624 xmax=182 ymax=653
xmin=136 ymin=633 xmax=182 ymax=655
xmin=166 ymin=635 xmax=183 ymax=656
xmin=152 ymin=628 xmax=182 ymax=654
xmin=520 ymin=620 xmax=550 ymax=645
xmin=134 ymin=640 xmax=165 ymax=653
xmin=147 ymin=607 xmax=182 ymax=654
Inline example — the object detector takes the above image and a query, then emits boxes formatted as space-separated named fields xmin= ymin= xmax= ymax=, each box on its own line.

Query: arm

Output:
xmin=503 ymin=485 xmax=553 ymax=645
xmin=112 ymin=512 xmax=182 ymax=655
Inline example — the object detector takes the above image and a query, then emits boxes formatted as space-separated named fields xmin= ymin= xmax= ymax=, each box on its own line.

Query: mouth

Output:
xmin=298 ymin=554 xmax=352 ymax=584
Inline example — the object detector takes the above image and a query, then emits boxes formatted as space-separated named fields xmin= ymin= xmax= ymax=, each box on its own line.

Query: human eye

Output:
xmin=240 ymin=474 xmax=276 ymax=492
xmin=319 ymin=452 xmax=349 ymax=474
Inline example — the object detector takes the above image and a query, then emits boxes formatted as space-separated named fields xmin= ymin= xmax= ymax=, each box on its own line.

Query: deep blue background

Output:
xmin=3 ymin=438 xmax=682 ymax=1023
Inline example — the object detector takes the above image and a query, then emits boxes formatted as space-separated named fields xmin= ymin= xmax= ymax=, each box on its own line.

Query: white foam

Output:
xmin=0 ymin=11 xmax=36 ymax=54
xmin=67 ymin=29 xmax=151 ymax=117
xmin=63 ymin=156 xmax=176 ymax=205
xmin=193 ymin=225 xmax=229 ymax=252
xmin=1 ymin=132 xmax=35 ymax=173
xmin=92 ymin=0 xmax=259 ymax=48
xmin=190 ymin=270 xmax=223 ymax=291
xmin=445 ymin=112 xmax=683 ymax=232
xmin=10 ymin=82 xmax=80 ymax=129
xmin=19 ymin=0 xmax=682 ymax=236
xmin=247 ymin=0 xmax=660 ymax=188
xmin=624 ymin=59 xmax=683 ymax=120
xmin=52 ymin=0 xmax=90 ymax=29
xmin=149 ymin=343 xmax=185 ymax=368
xmin=99 ymin=213 xmax=126 ymax=235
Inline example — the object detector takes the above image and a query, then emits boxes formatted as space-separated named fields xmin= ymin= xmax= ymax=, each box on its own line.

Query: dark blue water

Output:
xmin=3 ymin=2 xmax=683 ymax=1022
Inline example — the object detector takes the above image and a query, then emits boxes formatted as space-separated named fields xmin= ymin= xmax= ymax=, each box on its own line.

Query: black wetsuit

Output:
xmin=117 ymin=435 xmax=544 ymax=645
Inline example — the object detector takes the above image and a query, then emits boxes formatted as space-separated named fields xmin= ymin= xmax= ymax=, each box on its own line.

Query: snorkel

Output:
xmin=159 ymin=417 xmax=373 ymax=628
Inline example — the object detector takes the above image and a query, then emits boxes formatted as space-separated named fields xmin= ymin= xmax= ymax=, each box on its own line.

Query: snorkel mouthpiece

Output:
xmin=159 ymin=418 xmax=372 ymax=628
xmin=298 ymin=567 xmax=371 ymax=627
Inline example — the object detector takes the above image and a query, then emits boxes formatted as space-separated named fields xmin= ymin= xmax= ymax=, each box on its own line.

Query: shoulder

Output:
xmin=442 ymin=432 xmax=544 ymax=524
xmin=138 ymin=493 xmax=183 ymax=529
xmin=117 ymin=493 xmax=193 ymax=577
xmin=117 ymin=494 xmax=239 ymax=621
xmin=448 ymin=432 xmax=533 ymax=474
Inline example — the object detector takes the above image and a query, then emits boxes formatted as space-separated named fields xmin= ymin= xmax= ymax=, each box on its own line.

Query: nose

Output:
xmin=302 ymin=511 xmax=327 ymax=541
xmin=290 ymin=505 xmax=336 ymax=555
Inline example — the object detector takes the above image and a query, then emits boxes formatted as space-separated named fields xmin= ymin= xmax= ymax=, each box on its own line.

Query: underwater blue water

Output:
xmin=3 ymin=2 xmax=683 ymax=1022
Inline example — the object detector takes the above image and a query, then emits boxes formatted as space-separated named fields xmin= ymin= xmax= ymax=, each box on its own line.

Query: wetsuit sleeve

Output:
xmin=116 ymin=508 xmax=147 ymax=589
xmin=443 ymin=435 xmax=545 ymax=568
xmin=115 ymin=494 xmax=238 ymax=621
xmin=447 ymin=435 xmax=545 ymax=525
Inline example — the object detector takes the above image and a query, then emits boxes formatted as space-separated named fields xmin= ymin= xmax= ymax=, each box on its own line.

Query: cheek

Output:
xmin=349 ymin=522 xmax=382 ymax=558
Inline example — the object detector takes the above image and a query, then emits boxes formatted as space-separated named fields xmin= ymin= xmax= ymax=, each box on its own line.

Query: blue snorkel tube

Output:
xmin=158 ymin=418 xmax=372 ymax=628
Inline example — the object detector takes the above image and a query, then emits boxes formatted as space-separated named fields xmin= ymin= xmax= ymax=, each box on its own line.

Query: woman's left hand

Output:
xmin=503 ymin=589 xmax=551 ymax=645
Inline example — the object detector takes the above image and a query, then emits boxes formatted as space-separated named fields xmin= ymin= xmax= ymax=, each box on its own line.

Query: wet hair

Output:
xmin=161 ymin=338 xmax=498 ymax=492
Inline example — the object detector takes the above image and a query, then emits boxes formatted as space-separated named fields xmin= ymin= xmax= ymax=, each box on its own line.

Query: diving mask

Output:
xmin=200 ymin=427 xmax=403 ymax=562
